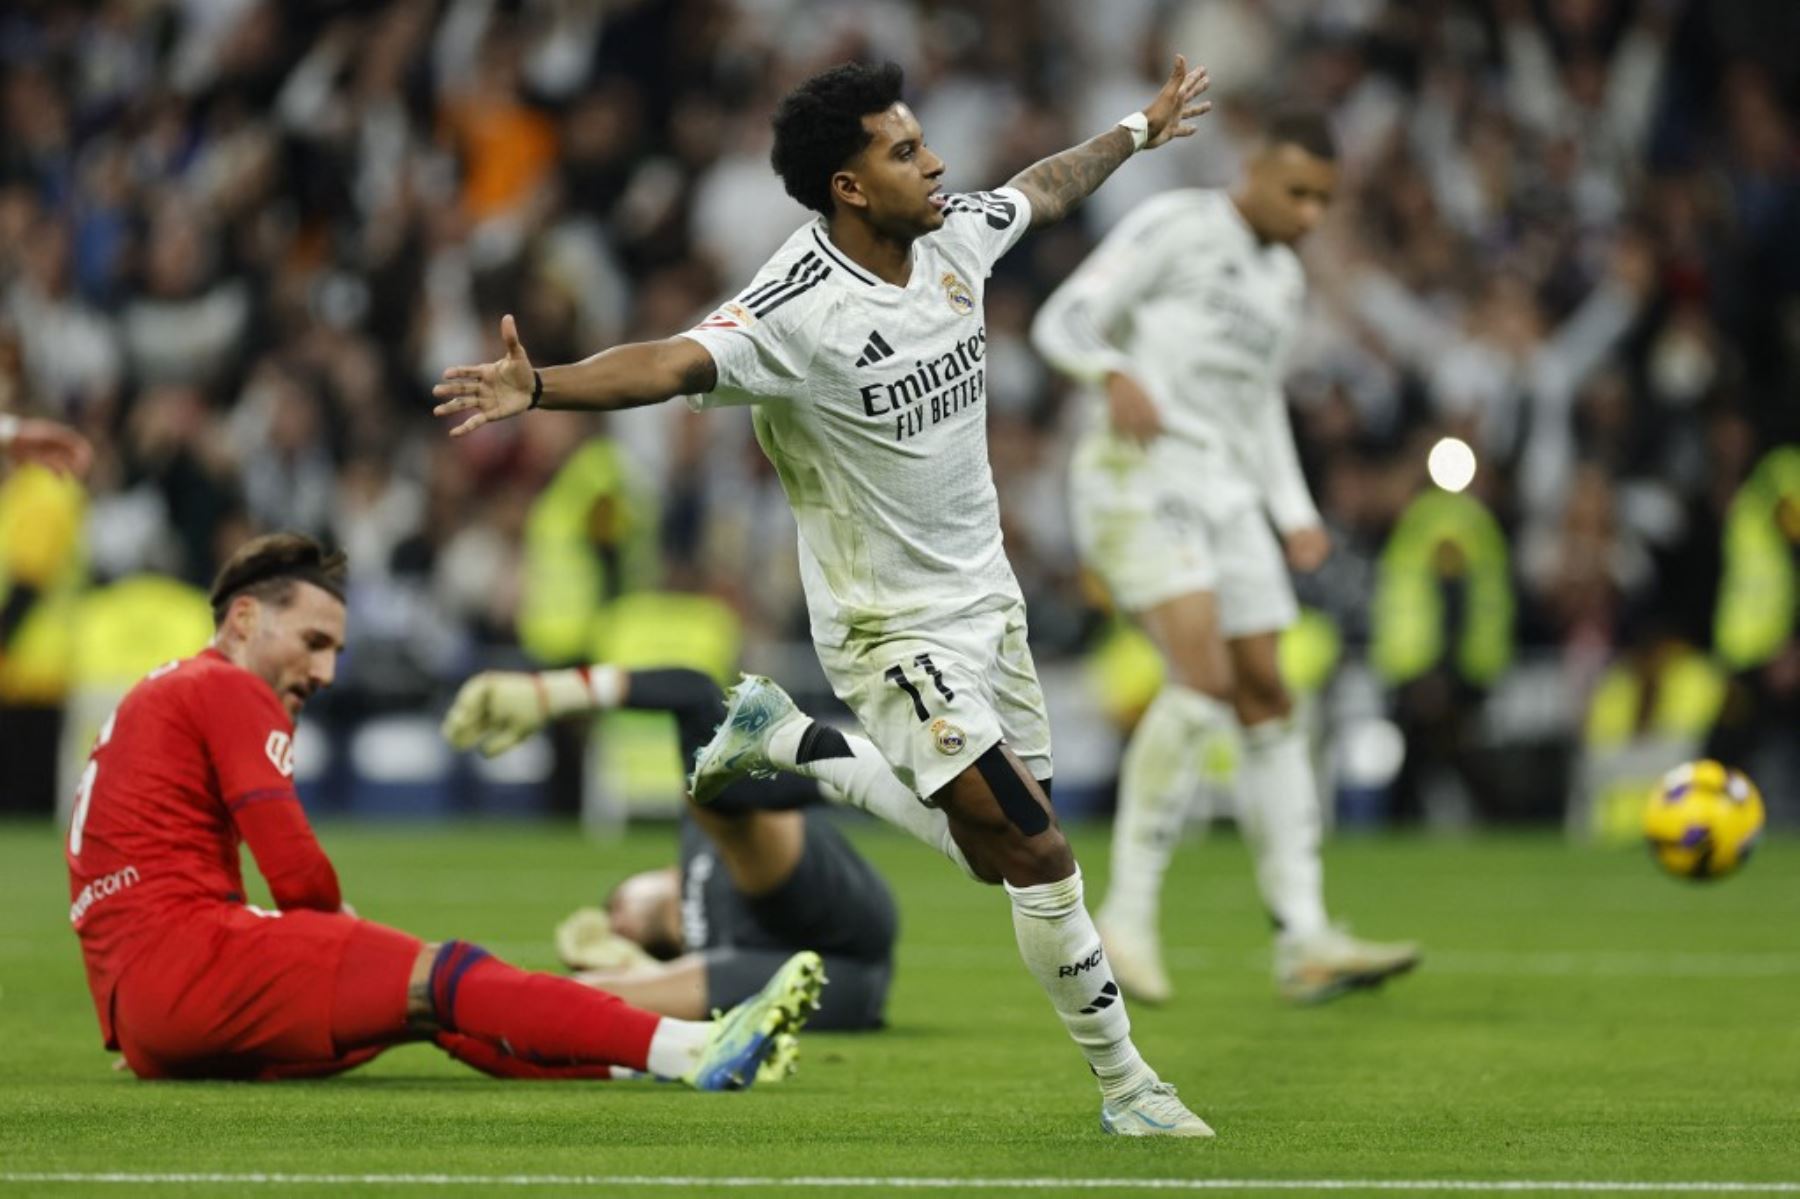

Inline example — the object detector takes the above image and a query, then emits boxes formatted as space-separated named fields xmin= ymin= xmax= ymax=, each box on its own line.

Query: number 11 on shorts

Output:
xmin=886 ymin=654 xmax=955 ymax=723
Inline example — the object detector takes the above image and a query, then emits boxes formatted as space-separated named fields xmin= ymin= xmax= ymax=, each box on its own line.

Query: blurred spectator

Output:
xmin=0 ymin=0 xmax=1794 ymax=824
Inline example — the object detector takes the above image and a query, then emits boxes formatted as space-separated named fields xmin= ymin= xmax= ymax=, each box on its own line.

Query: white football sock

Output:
xmin=644 ymin=1016 xmax=714 ymax=1080
xmin=769 ymin=722 xmax=977 ymax=880
xmin=1237 ymin=716 xmax=1329 ymax=941
xmin=1101 ymin=684 xmax=1233 ymax=930
xmin=1006 ymin=866 xmax=1155 ymax=1101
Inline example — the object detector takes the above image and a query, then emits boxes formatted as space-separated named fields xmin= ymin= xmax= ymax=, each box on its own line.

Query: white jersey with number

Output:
xmin=680 ymin=189 xmax=1032 ymax=648
xmin=1030 ymin=188 xmax=1319 ymax=529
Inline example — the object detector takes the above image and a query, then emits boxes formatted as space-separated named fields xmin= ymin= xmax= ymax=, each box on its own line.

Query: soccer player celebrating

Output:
xmin=1029 ymin=111 xmax=1419 ymax=1005
xmin=435 ymin=59 xmax=1216 ymax=1135
xmin=66 ymin=533 xmax=822 ymax=1085
xmin=444 ymin=665 xmax=901 ymax=1032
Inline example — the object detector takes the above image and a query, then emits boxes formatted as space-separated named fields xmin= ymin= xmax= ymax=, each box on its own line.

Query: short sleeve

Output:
xmin=193 ymin=669 xmax=298 ymax=812
xmin=934 ymin=187 xmax=1032 ymax=277
xmin=678 ymin=258 xmax=828 ymax=410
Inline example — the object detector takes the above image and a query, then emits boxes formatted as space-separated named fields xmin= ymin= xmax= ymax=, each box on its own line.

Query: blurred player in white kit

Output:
xmin=1031 ymin=110 xmax=1419 ymax=1006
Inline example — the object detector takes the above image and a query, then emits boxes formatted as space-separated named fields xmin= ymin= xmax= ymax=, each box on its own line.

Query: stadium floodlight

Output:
xmin=1427 ymin=436 xmax=1477 ymax=493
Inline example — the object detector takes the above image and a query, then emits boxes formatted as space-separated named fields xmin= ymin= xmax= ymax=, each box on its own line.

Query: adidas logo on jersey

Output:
xmin=855 ymin=330 xmax=895 ymax=367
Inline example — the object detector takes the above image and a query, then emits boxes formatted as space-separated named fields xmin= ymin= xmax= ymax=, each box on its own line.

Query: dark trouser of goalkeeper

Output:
xmin=565 ymin=669 xmax=898 ymax=1031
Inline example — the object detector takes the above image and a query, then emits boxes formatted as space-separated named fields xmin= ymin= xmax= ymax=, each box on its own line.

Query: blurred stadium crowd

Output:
xmin=1 ymin=0 xmax=1796 ymax=828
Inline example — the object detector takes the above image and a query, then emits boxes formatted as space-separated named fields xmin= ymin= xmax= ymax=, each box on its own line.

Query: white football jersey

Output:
xmin=681 ymin=189 xmax=1032 ymax=647
xmin=1031 ymin=188 xmax=1320 ymax=530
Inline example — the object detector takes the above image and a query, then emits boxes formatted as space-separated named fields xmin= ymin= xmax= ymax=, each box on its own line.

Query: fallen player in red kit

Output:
xmin=65 ymin=532 xmax=822 ymax=1085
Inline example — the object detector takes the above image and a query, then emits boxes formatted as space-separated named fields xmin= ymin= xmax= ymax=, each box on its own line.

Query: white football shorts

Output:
xmin=1070 ymin=432 xmax=1298 ymax=637
xmin=815 ymin=599 xmax=1052 ymax=802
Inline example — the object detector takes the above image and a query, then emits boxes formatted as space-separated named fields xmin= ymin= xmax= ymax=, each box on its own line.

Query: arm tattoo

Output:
xmin=1006 ymin=126 xmax=1136 ymax=230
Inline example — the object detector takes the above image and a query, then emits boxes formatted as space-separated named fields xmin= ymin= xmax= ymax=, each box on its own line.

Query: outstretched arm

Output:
xmin=1006 ymin=55 xmax=1210 ymax=230
xmin=433 ymin=314 xmax=718 ymax=438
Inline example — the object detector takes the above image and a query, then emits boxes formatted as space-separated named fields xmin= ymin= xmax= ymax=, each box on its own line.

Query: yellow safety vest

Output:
xmin=518 ymin=439 xmax=659 ymax=665
xmin=0 ymin=466 xmax=86 ymax=703
xmin=1715 ymin=445 xmax=1800 ymax=670
xmin=586 ymin=590 xmax=743 ymax=812
xmin=71 ymin=575 xmax=215 ymax=687
xmin=1371 ymin=489 xmax=1513 ymax=687
xmin=1584 ymin=646 xmax=1727 ymax=750
xmin=1581 ymin=643 xmax=1728 ymax=843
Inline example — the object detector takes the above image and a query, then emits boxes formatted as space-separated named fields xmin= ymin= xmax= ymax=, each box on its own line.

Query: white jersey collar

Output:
xmin=810 ymin=222 xmax=921 ymax=291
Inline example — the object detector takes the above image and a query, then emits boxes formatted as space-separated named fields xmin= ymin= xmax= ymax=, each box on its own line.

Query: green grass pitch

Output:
xmin=3 ymin=819 xmax=1797 ymax=1197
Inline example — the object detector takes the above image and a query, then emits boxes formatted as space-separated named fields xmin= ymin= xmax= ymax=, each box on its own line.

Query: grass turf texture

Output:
xmin=2 ymin=820 xmax=1797 ymax=1198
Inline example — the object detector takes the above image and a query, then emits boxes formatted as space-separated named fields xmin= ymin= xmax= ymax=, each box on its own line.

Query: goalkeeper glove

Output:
xmin=441 ymin=669 xmax=597 ymax=758
xmin=554 ymin=906 xmax=658 ymax=972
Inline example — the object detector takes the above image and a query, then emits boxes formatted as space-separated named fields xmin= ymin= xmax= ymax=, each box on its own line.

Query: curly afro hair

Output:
xmin=770 ymin=61 xmax=906 ymax=216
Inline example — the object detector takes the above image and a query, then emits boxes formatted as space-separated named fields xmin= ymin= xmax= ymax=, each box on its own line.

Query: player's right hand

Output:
xmin=432 ymin=314 xmax=536 ymax=438
xmin=443 ymin=668 xmax=602 ymax=757
xmin=1105 ymin=371 xmax=1164 ymax=446
xmin=1283 ymin=525 xmax=1332 ymax=572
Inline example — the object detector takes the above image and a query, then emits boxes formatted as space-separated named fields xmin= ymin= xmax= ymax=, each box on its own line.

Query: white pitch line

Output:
xmin=900 ymin=945 xmax=1800 ymax=979
xmin=2 ymin=1174 xmax=1798 ymax=1192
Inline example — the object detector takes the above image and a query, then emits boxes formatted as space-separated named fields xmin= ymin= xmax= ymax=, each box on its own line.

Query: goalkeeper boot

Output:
xmin=1096 ymin=915 xmax=1174 ymax=1006
xmin=689 ymin=674 xmax=804 ymax=805
xmin=1276 ymin=926 xmax=1420 ymax=1005
xmin=1100 ymin=1080 xmax=1216 ymax=1138
xmin=685 ymin=950 xmax=826 ymax=1092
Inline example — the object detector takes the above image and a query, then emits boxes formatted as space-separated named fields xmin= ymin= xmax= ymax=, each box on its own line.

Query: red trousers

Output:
xmin=112 ymin=906 xmax=419 ymax=1080
xmin=110 ymin=906 xmax=655 ymax=1081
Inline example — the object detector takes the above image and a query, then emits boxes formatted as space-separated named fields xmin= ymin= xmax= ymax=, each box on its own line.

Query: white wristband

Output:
xmin=0 ymin=414 xmax=18 ymax=447
xmin=1117 ymin=111 xmax=1150 ymax=152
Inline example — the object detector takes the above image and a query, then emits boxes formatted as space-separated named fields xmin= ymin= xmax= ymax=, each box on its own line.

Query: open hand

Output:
xmin=432 ymin=315 xmax=536 ymax=438
xmin=1141 ymin=55 xmax=1212 ymax=150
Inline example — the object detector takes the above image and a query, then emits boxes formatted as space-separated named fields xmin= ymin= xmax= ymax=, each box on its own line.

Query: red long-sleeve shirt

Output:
xmin=65 ymin=648 xmax=340 ymax=1048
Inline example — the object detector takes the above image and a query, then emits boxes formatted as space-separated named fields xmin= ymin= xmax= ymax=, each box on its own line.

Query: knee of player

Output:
xmin=418 ymin=939 xmax=496 ymax=1029
xmin=1169 ymin=654 xmax=1234 ymax=702
xmin=1233 ymin=675 xmax=1294 ymax=725
xmin=1015 ymin=825 xmax=1075 ymax=882
xmin=960 ymin=846 xmax=1006 ymax=886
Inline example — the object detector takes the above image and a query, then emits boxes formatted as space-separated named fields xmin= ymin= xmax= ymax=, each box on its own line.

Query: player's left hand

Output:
xmin=1284 ymin=526 xmax=1331 ymax=572
xmin=2 ymin=417 xmax=92 ymax=478
xmin=443 ymin=669 xmax=600 ymax=757
xmin=442 ymin=671 xmax=551 ymax=758
xmin=1140 ymin=55 xmax=1212 ymax=150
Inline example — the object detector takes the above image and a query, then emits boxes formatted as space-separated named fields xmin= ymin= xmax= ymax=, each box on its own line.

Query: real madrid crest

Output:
xmin=942 ymin=272 xmax=974 ymax=317
xmin=930 ymin=718 xmax=967 ymax=755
